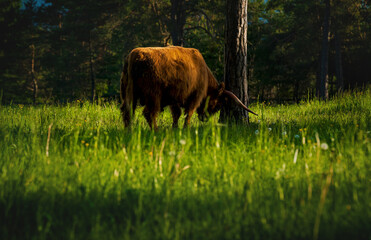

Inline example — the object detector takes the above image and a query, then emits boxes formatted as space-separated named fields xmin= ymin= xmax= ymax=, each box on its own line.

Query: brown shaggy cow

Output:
xmin=120 ymin=46 xmax=257 ymax=129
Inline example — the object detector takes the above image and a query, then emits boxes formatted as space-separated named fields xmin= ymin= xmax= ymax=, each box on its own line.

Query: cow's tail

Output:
xmin=120 ymin=55 xmax=133 ymax=127
xmin=120 ymin=57 xmax=129 ymax=104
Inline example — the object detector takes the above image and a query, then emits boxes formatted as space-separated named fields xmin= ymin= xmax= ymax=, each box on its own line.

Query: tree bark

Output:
xmin=334 ymin=31 xmax=344 ymax=92
xmin=150 ymin=0 xmax=170 ymax=46
xmin=31 ymin=44 xmax=38 ymax=105
xmin=317 ymin=0 xmax=330 ymax=100
xmin=220 ymin=0 xmax=249 ymax=123
xmin=170 ymin=0 xmax=186 ymax=46
xmin=89 ymin=32 xmax=95 ymax=102
xmin=294 ymin=79 xmax=299 ymax=103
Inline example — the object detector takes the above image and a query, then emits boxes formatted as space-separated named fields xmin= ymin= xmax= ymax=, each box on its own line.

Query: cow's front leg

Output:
xmin=183 ymin=93 xmax=203 ymax=128
xmin=184 ymin=109 xmax=196 ymax=128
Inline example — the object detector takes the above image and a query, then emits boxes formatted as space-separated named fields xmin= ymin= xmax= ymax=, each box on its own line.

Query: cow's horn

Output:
xmin=224 ymin=90 xmax=258 ymax=116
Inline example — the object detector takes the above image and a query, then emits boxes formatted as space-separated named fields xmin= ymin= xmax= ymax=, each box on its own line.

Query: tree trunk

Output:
xmin=334 ymin=31 xmax=344 ymax=92
xmin=220 ymin=0 xmax=249 ymax=123
xmin=247 ymin=53 xmax=255 ymax=89
xmin=89 ymin=33 xmax=95 ymax=102
xmin=170 ymin=0 xmax=186 ymax=46
xmin=294 ymin=79 xmax=299 ymax=103
xmin=150 ymin=0 xmax=170 ymax=46
xmin=31 ymin=44 xmax=37 ymax=105
xmin=317 ymin=0 xmax=330 ymax=100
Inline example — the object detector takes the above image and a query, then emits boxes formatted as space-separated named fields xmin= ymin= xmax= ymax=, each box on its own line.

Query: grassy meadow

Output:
xmin=0 ymin=91 xmax=370 ymax=240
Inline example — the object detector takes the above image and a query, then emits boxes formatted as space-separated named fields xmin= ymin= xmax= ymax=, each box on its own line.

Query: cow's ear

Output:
xmin=218 ymin=82 xmax=225 ymax=96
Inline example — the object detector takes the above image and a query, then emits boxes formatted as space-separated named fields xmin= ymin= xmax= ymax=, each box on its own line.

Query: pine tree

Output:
xmin=220 ymin=0 xmax=249 ymax=122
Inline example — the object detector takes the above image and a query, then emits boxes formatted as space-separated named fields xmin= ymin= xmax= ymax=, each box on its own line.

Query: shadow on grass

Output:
xmin=1 ymin=180 xmax=369 ymax=240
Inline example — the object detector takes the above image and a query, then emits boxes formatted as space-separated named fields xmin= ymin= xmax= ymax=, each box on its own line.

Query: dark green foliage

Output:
xmin=0 ymin=0 xmax=30 ymax=103
xmin=0 ymin=0 xmax=370 ymax=103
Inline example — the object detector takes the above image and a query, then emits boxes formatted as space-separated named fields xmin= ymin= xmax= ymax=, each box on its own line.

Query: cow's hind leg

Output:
xmin=170 ymin=105 xmax=181 ymax=128
xmin=121 ymin=99 xmax=137 ymax=128
xmin=120 ymin=103 xmax=130 ymax=127
xmin=143 ymin=98 xmax=160 ymax=130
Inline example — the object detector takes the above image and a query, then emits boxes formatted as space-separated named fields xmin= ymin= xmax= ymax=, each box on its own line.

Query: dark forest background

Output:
xmin=0 ymin=0 xmax=370 ymax=104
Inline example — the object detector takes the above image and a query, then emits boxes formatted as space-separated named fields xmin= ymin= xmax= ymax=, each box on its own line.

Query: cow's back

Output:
xmin=127 ymin=46 xmax=209 ymax=106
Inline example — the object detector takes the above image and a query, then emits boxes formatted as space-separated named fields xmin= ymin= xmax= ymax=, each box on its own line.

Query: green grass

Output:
xmin=0 ymin=91 xmax=370 ymax=240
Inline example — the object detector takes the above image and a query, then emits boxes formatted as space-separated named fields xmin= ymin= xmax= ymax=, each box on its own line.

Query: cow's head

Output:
xmin=197 ymin=82 xmax=258 ymax=122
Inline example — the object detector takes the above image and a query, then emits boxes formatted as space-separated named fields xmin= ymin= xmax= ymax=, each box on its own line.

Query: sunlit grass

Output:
xmin=0 ymin=91 xmax=370 ymax=239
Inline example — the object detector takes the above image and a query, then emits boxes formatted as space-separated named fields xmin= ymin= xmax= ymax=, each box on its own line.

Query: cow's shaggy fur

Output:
xmin=120 ymin=46 xmax=255 ymax=129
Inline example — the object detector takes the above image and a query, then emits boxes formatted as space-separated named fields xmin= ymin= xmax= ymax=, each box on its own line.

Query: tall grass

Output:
xmin=0 ymin=91 xmax=370 ymax=240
